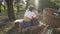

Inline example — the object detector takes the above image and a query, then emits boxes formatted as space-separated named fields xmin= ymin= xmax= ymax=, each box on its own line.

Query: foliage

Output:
xmin=49 ymin=0 xmax=60 ymax=4
xmin=48 ymin=0 xmax=59 ymax=10
xmin=13 ymin=5 xmax=26 ymax=12
xmin=56 ymin=0 xmax=60 ymax=3
xmin=38 ymin=0 xmax=59 ymax=10
xmin=1 ymin=6 xmax=4 ymax=11
xmin=1 ymin=5 xmax=7 ymax=12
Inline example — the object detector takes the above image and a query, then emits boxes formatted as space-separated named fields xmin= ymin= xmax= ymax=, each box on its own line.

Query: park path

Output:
xmin=6 ymin=27 xmax=20 ymax=34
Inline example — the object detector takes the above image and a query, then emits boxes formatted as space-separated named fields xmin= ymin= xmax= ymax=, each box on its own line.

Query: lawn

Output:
xmin=0 ymin=11 xmax=43 ymax=34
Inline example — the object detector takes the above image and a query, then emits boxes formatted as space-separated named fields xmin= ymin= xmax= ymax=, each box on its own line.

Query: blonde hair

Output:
xmin=28 ymin=5 xmax=35 ymax=11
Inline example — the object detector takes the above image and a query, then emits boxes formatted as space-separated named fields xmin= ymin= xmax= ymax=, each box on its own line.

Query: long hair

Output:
xmin=28 ymin=5 xmax=34 ymax=12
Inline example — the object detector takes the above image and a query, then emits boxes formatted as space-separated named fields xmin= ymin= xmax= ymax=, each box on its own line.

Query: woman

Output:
xmin=20 ymin=5 xmax=39 ymax=28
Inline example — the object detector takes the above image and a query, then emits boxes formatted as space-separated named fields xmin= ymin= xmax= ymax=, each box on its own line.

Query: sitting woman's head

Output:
xmin=28 ymin=5 xmax=35 ymax=12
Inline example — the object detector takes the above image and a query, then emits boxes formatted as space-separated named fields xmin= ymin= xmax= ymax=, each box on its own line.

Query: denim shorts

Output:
xmin=20 ymin=20 xmax=39 ymax=28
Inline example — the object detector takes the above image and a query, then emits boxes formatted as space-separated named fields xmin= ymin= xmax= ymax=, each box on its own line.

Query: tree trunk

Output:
xmin=0 ymin=5 xmax=1 ymax=13
xmin=16 ymin=0 xmax=20 ymax=12
xmin=5 ymin=0 xmax=15 ymax=21
xmin=0 ymin=1 xmax=2 ymax=13
xmin=26 ymin=0 xmax=30 ymax=9
xmin=3 ymin=5 xmax=5 ymax=12
xmin=17 ymin=5 xmax=20 ymax=12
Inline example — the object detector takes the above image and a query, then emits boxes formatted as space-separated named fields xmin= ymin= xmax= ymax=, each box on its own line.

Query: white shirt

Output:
xmin=24 ymin=9 xmax=36 ymax=19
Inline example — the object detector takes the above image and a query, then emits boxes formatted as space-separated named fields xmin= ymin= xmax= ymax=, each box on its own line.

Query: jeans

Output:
xmin=20 ymin=20 xmax=39 ymax=28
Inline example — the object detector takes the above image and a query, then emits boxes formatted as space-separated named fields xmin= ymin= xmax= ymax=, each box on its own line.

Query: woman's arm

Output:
xmin=34 ymin=10 xmax=39 ymax=19
xmin=33 ymin=10 xmax=39 ymax=15
xmin=33 ymin=15 xmax=39 ymax=20
xmin=32 ymin=11 xmax=39 ymax=20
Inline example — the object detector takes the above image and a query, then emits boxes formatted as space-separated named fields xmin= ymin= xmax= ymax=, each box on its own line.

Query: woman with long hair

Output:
xmin=20 ymin=5 xmax=39 ymax=28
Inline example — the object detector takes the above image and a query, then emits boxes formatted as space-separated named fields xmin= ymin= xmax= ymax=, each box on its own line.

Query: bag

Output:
xmin=32 ymin=20 xmax=40 ymax=26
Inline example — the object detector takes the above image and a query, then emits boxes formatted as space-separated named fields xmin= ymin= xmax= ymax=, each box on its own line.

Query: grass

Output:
xmin=0 ymin=11 xmax=43 ymax=34
xmin=0 ymin=22 xmax=14 ymax=34
xmin=0 ymin=16 xmax=8 ymax=24
xmin=0 ymin=11 xmax=24 ymax=34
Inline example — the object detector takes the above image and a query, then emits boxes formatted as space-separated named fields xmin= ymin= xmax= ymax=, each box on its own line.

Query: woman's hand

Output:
xmin=33 ymin=15 xmax=39 ymax=20
xmin=32 ymin=9 xmax=39 ymax=20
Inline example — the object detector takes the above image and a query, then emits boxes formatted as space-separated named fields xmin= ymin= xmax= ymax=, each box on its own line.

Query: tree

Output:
xmin=0 ymin=1 xmax=2 ymax=13
xmin=16 ymin=0 xmax=20 ymax=12
xmin=38 ymin=0 xmax=49 ymax=12
xmin=2 ymin=0 xmax=6 ymax=12
xmin=26 ymin=0 xmax=30 ymax=9
xmin=38 ymin=0 xmax=59 ymax=12
xmin=5 ymin=0 xmax=15 ymax=21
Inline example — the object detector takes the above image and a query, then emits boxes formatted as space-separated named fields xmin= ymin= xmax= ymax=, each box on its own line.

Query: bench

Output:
xmin=14 ymin=19 xmax=42 ymax=34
